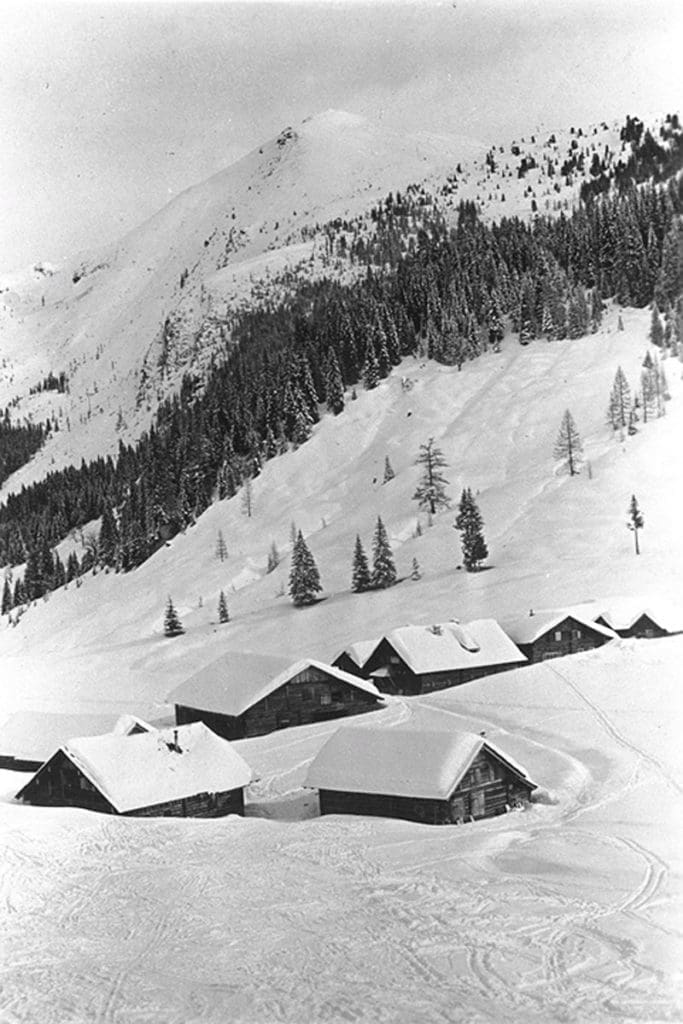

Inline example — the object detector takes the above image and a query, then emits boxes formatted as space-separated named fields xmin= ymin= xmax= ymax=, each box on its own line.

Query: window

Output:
xmin=331 ymin=690 xmax=343 ymax=703
xmin=554 ymin=630 xmax=562 ymax=642
xmin=574 ymin=629 xmax=582 ymax=639
xmin=320 ymin=693 xmax=332 ymax=705
xmin=389 ymin=655 xmax=400 ymax=665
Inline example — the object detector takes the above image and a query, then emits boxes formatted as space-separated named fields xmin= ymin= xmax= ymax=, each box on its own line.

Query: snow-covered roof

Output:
xmin=0 ymin=711 xmax=132 ymax=762
xmin=591 ymin=601 xmax=680 ymax=633
xmin=500 ymin=610 xmax=618 ymax=646
xmin=110 ymin=714 xmax=154 ymax=736
xmin=167 ymin=653 xmax=382 ymax=717
xmin=333 ymin=639 xmax=378 ymax=669
xmin=305 ymin=709 xmax=536 ymax=800
xmin=366 ymin=620 xmax=527 ymax=675
xmin=30 ymin=722 xmax=254 ymax=814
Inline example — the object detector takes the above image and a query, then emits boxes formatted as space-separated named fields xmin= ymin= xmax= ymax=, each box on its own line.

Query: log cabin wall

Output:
xmin=242 ymin=666 xmax=380 ymax=736
xmin=126 ymin=787 xmax=244 ymax=818
xmin=18 ymin=750 xmax=115 ymax=813
xmin=175 ymin=704 xmax=244 ymax=740
xmin=521 ymin=617 xmax=612 ymax=663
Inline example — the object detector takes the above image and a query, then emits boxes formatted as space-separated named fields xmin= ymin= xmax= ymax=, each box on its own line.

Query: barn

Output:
xmin=501 ymin=610 xmax=617 ymax=663
xmin=169 ymin=654 xmax=384 ymax=740
xmin=15 ymin=721 xmax=253 ymax=818
xmin=306 ymin=712 xmax=537 ymax=825
xmin=356 ymin=619 xmax=527 ymax=695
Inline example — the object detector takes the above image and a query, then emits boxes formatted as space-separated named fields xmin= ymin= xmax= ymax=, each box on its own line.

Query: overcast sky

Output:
xmin=1 ymin=0 xmax=680 ymax=271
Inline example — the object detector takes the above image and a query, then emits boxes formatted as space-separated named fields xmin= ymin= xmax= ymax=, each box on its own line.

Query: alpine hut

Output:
xmin=168 ymin=653 xmax=384 ymax=740
xmin=306 ymin=711 xmax=537 ymax=825
xmin=356 ymin=619 xmax=526 ymax=695
xmin=501 ymin=610 xmax=617 ymax=663
xmin=15 ymin=721 xmax=253 ymax=818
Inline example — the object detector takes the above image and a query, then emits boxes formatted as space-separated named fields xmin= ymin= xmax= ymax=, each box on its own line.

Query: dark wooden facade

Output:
xmin=362 ymin=638 xmax=518 ymax=695
xmin=331 ymin=652 xmax=366 ymax=679
xmin=176 ymin=664 xmax=380 ymax=740
xmin=318 ymin=749 xmax=535 ymax=826
xmin=16 ymin=749 xmax=245 ymax=818
xmin=517 ymin=616 xmax=613 ymax=663
xmin=594 ymin=613 xmax=669 ymax=640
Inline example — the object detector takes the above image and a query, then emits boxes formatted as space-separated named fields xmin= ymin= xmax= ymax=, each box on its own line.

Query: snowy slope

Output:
xmin=1 ymin=304 xmax=681 ymax=725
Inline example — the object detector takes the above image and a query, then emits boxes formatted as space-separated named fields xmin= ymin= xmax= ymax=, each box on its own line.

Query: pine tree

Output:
xmin=66 ymin=550 xmax=80 ymax=582
xmin=98 ymin=504 xmax=119 ymax=568
xmin=383 ymin=456 xmax=395 ymax=483
xmin=241 ymin=477 xmax=254 ymax=517
xmin=217 ymin=589 xmax=230 ymax=623
xmin=13 ymin=578 xmax=25 ymax=608
xmin=1 ymin=577 xmax=11 ymax=615
xmin=361 ymin=339 xmax=379 ymax=390
xmin=553 ymin=409 xmax=583 ymax=476
xmin=370 ymin=516 xmax=396 ymax=589
xmin=454 ymin=488 xmax=489 ymax=571
xmin=266 ymin=540 xmax=280 ymax=573
xmin=351 ymin=534 xmax=371 ymax=593
xmin=607 ymin=366 xmax=632 ymax=432
xmin=410 ymin=556 xmax=422 ymax=581
xmin=413 ymin=438 xmax=451 ymax=514
xmin=627 ymin=494 xmax=644 ymax=555
xmin=649 ymin=303 xmax=664 ymax=347
xmin=325 ymin=348 xmax=345 ymax=415
xmin=216 ymin=529 xmax=228 ymax=562
xmin=288 ymin=531 xmax=322 ymax=607
xmin=640 ymin=366 xmax=656 ymax=422
xmin=164 ymin=596 xmax=184 ymax=637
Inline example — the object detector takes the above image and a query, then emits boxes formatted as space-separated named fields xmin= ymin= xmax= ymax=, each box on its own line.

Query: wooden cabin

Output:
xmin=306 ymin=711 xmax=537 ymax=826
xmin=357 ymin=620 xmax=526 ymax=695
xmin=593 ymin=608 xmax=671 ymax=639
xmin=331 ymin=640 xmax=377 ymax=679
xmin=501 ymin=611 xmax=617 ymax=663
xmin=15 ymin=722 xmax=253 ymax=818
xmin=168 ymin=655 xmax=384 ymax=741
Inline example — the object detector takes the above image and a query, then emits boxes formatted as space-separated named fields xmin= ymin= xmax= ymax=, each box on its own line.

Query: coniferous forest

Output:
xmin=1 ymin=115 xmax=682 ymax=611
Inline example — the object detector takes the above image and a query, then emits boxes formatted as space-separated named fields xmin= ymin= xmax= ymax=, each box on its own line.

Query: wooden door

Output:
xmin=470 ymin=789 xmax=486 ymax=818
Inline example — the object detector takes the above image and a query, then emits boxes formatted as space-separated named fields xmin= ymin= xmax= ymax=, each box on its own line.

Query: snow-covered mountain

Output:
xmin=0 ymin=109 xmax=668 ymax=499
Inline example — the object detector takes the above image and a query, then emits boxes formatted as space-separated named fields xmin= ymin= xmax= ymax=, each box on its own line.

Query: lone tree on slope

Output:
xmin=164 ymin=596 xmax=184 ymax=637
xmin=370 ymin=516 xmax=397 ymax=589
xmin=607 ymin=366 xmax=632 ymax=434
xmin=217 ymin=590 xmax=230 ymax=623
xmin=351 ymin=534 xmax=371 ymax=593
xmin=627 ymin=494 xmax=644 ymax=555
xmin=288 ymin=531 xmax=322 ymax=607
xmin=216 ymin=529 xmax=228 ymax=562
xmin=554 ymin=409 xmax=583 ymax=476
xmin=413 ymin=438 xmax=451 ymax=515
xmin=454 ymin=488 xmax=489 ymax=571
xmin=383 ymin=455 xmax=395 ymax=483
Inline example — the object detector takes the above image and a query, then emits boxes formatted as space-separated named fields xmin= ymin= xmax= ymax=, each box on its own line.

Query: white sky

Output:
xmin=1 ymin=0 xmax=681 ymax=271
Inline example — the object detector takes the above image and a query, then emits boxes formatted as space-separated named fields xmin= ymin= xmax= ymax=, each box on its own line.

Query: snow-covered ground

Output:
xmin=1 ymin=636 xmax=681 ymax=1023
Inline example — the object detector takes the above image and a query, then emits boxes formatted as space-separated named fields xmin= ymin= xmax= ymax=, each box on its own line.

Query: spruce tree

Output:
xmin=164 ymin=596 xmax=184 ymax=637
xmin=383 ymin=456 xmax=395 ymax=483
xmin=1 ymin=577 xmax=11 ymax=615
xmin=351 ymin=534 xmax=371 ymax=593
xmin=241 ymin=477 xmax=254 ymax=517
xmin=288 ymin=531 xmax=322 ymax=607
xmin=361 ymin=339 xmax=380 ymax=390
xmin=553 ymin=409 xmax=583 ymax=476
xmin=413 ymin=438 xmax=451 ymax=514
xmin=627 ymin=494 xmax=644 ymax=554
xmin=607 ymin=366 xmax=632 ymax=432
xmin=370 ymin=516 xmax=396 ymax=589
xmin=99 ymin=504 xmax=119 ymax=568
xmin=325 ymin=348 xmax=345 ymax=415
xmin=66 ymin=550 xmax=80 ymax=582
xmin=217 ymin=590 xmax=230 ymax=623
xmin=410 ymin=557 xmax=422 ymax=581
xmin=216 ymin=529 xmax=228 ymax=562
xmin=454 ymin=488 xmax=489 ymax=571
xmin=649 ymin=303 xmax=664 ymax=348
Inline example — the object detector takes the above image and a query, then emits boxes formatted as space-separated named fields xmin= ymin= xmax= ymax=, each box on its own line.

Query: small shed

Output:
xmin=15 ymin=722 xmax=253 ymax=818
xmin=501 ymin=611 xmax=617 ymax=663
xmin=359 ymin=619 xmax=527 ymax=695
xmin=306 ymin=713 xmax=537 ymax=825
xmin=169 ymin=654 xmax=384 ymax=740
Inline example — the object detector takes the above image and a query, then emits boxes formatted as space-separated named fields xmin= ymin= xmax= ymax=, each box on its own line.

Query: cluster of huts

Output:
xmin=5 ymin=601 xmax=676 ymax=826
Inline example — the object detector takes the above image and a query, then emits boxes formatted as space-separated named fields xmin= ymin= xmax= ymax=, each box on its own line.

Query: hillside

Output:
xmin=1 ymin=303 xmax=680 ymax=724
xmin=1 ymin=110 xmax=677 ymax=498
